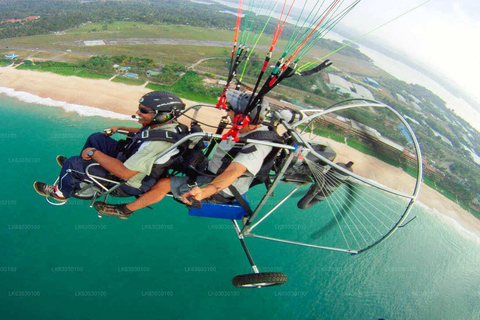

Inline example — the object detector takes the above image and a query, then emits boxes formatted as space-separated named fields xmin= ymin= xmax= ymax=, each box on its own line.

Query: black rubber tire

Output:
xmin=232 ymin=272 xmax=287 ymax=288
xmin=297 ymin=183 xmax=323 ymax=209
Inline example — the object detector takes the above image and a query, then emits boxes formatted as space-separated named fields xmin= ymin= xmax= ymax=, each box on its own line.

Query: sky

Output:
xmin=340 ymin=0 xmax=480 ymax=104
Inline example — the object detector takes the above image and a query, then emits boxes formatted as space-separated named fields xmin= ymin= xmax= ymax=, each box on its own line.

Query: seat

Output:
xmin=188 ymin=194 xmax=250 ymax=220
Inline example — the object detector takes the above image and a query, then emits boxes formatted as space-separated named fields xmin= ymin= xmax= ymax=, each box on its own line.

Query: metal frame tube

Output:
xmin=246 ymin=233 xmax=359 ymax=254
xmin=247 ymin=184 xmax=301 ymax=232
xmin=232 ymin=220 xmax=259 ymax=273
xmin=240 ymin=151 xmax=296 ymax=235
xmin=85 ymin=163 xmax=123 ymax=192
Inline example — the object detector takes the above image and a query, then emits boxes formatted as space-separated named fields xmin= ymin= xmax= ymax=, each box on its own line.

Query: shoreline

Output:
xmin=1 ymin=66 xmax=480 ymax=239
xmin=0 ymin=66 xmax=203 ymax=116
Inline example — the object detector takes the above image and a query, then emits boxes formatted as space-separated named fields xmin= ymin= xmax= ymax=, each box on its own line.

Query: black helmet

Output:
xmin=226 ymin=89 xmax=269 ymax=125
xmin=139 ymin=91 xmax=185 ymax=124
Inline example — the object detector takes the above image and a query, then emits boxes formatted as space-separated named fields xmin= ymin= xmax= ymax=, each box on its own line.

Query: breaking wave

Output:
xmin=0 ymin=86 xmax=132 ymax=120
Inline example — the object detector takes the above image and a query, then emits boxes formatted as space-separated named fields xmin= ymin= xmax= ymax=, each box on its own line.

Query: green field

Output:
xmin=112 ymin=76 xmax=145 ymax=86
xmin=0 ymin=22 xmax=238 ymax=55
xmin=147 ymin=71 xmax=219 ymax=104
xmin=304 ymin=126 xmax=346 ymax=143
xmin=15 ymin=61 xmax=112 ymax=79
xmin=67 ymin=22 xmax=236 ymax=41
xmin=0 ymin=59 xmax=13 ymax=66
xmin=16 ymin=61 xmax=81 ymax=76
xmin=74 ymin=70 xmax=112 ymax=80
xmin=80 ymin=45 xmax=230 ymax=65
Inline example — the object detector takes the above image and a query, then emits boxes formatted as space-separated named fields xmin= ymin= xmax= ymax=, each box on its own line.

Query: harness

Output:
xmin=117 ymin=123 xmax=188 ymax=161
xmin=116 ymin=123 xmax=189 ymax=192
xmin=213 ymin=128 xmax=284 ymax=220
xmin=216 ymin=129 xmax=284 ymax=177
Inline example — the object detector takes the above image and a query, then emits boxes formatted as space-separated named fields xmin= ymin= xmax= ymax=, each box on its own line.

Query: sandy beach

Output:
xmin=1 ymin=66 xmax=479 ymax=238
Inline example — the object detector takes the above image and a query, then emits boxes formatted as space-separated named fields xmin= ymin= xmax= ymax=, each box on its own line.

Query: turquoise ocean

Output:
xmin=1 ymin=92 xmax=480 ymax=320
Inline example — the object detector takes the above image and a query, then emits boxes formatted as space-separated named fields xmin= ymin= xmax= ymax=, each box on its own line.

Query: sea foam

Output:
xmin=417 ymin=201 xmax=480 ymax=245
xmin=0 ymin=86 xmax=133 ymax=120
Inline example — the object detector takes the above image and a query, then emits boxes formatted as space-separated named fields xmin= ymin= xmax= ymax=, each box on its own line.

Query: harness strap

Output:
xmin=119 ymin=124 xmax=188 ymax=160
xmin=217 ymin=130 xmax=283 ymax=174
xmin=140 ymin=126 xmax=187 ymax=142
xmin=228 ymin=185 xmax=253 ymax=219
xmin=217 ymin=143 xmax=255 ymax=173
xmin=205 ymin=116 xmax=229 ymax=158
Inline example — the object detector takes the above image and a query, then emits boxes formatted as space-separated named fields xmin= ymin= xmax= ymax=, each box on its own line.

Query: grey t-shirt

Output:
xmin=123 ymin=123 xmax=180 ymax=189
xmin=208 ymin=126 xmax=273 ymax=196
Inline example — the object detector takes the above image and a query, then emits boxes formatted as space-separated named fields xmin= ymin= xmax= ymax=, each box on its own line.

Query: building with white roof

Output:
xmin=396 ymin=93 xmax=407 ymax=103
xmin=352 ymin=83 xmax=374 ymax=100
xmin=327 ymin=74 xmax=374 ymax=100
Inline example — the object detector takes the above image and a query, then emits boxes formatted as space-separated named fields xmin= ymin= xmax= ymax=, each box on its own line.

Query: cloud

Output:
xmin=337 ymin=0 xmax=480 ymax=100
xmin=452 ymin=0 xmax=480 ymax=21
xmin=399 ymin=2 xmax=480 ymax=98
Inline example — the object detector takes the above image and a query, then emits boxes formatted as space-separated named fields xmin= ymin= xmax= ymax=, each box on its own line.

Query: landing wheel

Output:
xmin=232 ymin=272 xmax=287 ymax=288
xmin=297 ymin=183 xmax=324 ymax=209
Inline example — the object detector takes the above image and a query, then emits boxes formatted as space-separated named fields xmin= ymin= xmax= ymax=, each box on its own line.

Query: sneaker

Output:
xmin=94 ymin=202 xmax=133 ymax=220
xmin=56 ymin=155 xmax=67 ymax=167
xmin=33 ymin=181 xmax=67 ymax=202
xmin=242 ymin=215 xmax=250 ymax=226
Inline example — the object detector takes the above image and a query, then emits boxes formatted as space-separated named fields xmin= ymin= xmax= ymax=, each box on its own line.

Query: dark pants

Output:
xmin=57 ymin=133 xmax=141 ymax=198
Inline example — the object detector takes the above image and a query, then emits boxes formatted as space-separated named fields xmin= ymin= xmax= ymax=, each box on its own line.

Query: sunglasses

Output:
xmin=138 ymin=105 xmax=155 ymax=114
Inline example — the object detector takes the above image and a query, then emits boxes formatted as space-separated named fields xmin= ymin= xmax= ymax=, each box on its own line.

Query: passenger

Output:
xmin=33 ymin=91 xmax=186 ymax=202
xmin=94 ymin=89 xmax=272 ymax=219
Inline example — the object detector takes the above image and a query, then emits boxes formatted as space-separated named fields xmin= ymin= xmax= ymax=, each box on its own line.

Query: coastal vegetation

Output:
xmin=374 ymin=79 xmax=480 ymax=211
xmin=0 ymin=58 xmax=12 ymax=66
